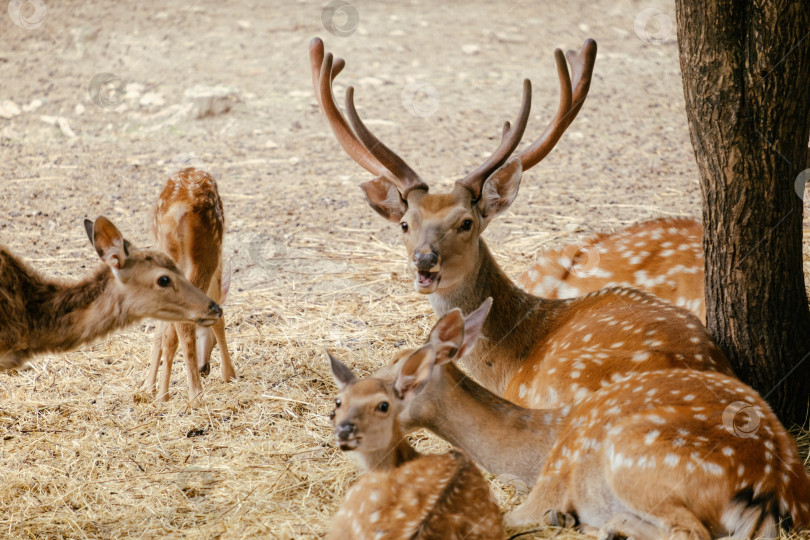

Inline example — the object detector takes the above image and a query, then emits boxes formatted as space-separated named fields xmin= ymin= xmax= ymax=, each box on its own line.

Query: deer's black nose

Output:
xmin=336 ymin=422 xmax=356 ymax=441
xmin=414 ymin=251 xmax=438 ymax=272
xmin=209 ymin=301 xmax=222 ymax=317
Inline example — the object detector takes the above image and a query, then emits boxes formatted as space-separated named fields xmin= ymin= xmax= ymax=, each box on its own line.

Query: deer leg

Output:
xmin=177 ymin=321 xmax=203 ymax=400
xmin=195 ymin=326 xmax=214 ymax=377
xmin=211 ymin=317 xmax=235 ymax=382
xmin=596 ymin=508 xmax=710 ymax=540
xmin=156 ymin=324 xmax=179 ymax=402
xmin=504 ymin=474 xmax=572 ymax=529
xmin=144 ymin=322 xmax=165 ymax=393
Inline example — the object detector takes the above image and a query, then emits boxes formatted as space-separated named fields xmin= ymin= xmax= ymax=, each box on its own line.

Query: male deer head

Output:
xmin=311 ymin=37 xmax=596 ymax=294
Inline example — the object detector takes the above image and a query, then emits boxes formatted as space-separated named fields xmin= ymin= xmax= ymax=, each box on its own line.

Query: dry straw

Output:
xmin=1 ymin=223 xmax=808 ymax=540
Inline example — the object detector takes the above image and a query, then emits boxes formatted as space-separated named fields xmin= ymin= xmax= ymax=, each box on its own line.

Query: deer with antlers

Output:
xmin=517 ymin=216 xmax=706 ymax=322
xmin=310 ymin=37 xmax=731 ymax=408
xmin=372 ymin=299 xmax=810 ymax=539
xmin=143 ymin=168 xmax=236 ymax=401
xmin=326 ymin=352 xmax=503 ymax=540
xmin=0 ymin=216 xmax=222 ymax=371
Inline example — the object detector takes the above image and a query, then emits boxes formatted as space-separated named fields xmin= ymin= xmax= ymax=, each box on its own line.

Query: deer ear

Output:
xmin=479 ymin=157 xmax=522 ymax=221
xmin=360 ymin=176 xmax=407 ymax=223
xmin=395 ymin=344 xmax=435 ymax=400
xmin=429 ymin=309 xmax=465 ymax=365
xmin=87 ymin=217 xmax=129 ymax=271
xmin=327 ymin=351 xmax=357 ymax=389
xmin=456 ymin=298 xmax=492 ymax=359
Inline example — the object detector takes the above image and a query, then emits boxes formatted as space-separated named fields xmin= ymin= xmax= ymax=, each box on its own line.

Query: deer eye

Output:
xmin=157 ymin=276 xmax=171 ymax=288
xmin=400 ymin=222 xmax=409 ymax=233
xmin=459 ymin=219 xmax=473 ymax=232
xmin=376 ymin=401 xmax=389 ymax=413
xmin=329 ymin=410 xmax=335 ymax=420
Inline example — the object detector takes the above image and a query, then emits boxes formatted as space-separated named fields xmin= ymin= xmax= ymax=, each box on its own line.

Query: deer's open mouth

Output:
xmin=197 ymin=317 xmax=218 ymax=327
xmin=416 ymin=270 xmax=439 ymax=291
xmin=337 ymin=436 xmax=360 ymax=451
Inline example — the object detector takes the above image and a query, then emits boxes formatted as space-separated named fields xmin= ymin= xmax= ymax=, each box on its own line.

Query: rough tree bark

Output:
xmin=674 ymin=0 xmax=810 ymax=428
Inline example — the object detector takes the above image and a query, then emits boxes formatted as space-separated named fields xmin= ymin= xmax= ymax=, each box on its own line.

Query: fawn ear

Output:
xmin=479 ymin=157 xmax=522 ymax=222
xmin=429 ymin=309 xmax=465 ymax=365
xmin=360 ymin=177 xmax=407 ymax=223
xmin=395 ymin=344 xmax=435 ymax=400
xmin=456 ymin=297 xmax=492 ymax=359
xmin=327 ymin=351 xmax=357 ymax=390
xmin=86 ymin=217 xmax=130 ymax=271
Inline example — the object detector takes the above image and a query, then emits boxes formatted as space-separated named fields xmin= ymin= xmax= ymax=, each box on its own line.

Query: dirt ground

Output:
xmin=1 ymin=0 xmax=809 ymax=538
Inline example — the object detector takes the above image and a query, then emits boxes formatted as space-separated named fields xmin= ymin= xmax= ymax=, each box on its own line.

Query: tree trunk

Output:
xmin=674 ymin=0 xmax=810 ymax=428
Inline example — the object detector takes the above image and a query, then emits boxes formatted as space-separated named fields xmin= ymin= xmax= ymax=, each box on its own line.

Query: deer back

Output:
xmin=329 ymin=451 xmax=503 ymax=540
xmin=517 ymin=217 xmax=705 ymax=322
xmin=531 ymin=369 xmax=810 ymax=536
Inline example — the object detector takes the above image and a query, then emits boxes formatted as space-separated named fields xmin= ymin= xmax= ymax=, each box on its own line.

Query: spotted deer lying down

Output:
xmin=0 ymin=216 xmax=222 ymax=371
xmin=516 ymin=217 xmax=706 ymax=322
xmin=311 ymin=38 xmax=731 ymax=411
xmin=326 ymin=353 xmax=503 ymax=540
xmin=376 ymin=299 xmax=810 ymax=540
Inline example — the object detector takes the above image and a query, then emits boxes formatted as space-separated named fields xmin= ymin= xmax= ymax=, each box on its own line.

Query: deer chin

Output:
xmin=415 ymin=270 xmax=440 ymax=294
xmin=196 ymin=317 xmax=218 ymax=327
xmin=337 ymin=436 xmax=361 ymax=451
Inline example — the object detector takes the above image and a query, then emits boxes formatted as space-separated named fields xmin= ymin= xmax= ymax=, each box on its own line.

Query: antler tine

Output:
xmin=457 ymin=79 xmax=532 ymax=199
xmin=344 ymin=87 xmax=427 ymax=196
xmin=563 ymin=39 xmax=597 ymax=124
xmin=517 ymin=39 xmax=597 ymax=171
xmin=309 ymin=37 xmax=394 ymax=181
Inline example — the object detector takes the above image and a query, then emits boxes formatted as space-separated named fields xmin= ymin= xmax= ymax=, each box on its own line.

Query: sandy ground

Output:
xmin=1 ymin=0 xmax=809 ymax=538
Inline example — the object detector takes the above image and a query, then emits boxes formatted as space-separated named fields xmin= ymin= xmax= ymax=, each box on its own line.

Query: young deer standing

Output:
xmin=379 ymin=299 xmax=810 ymax=539
xmin=326 ymin=352 xmax=503 ymax=540
xmin=311 ymin=38 xmax=731 ymax=408
xmin=516 ymin=217 xmax=706 ymax=322
xmin=0 ymin=216 xmax=222 ymax=371
xmin=143 ymin=168 xmax=236 ymax=401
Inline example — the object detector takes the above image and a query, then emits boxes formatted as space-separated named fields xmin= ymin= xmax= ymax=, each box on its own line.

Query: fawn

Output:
xmin=311 ymin=37 xmax=731 ymax=408
xmin=326 ymin=352 xmax=503 ymax=540
xmin=516 ymin=216 xmax=706 ymax=322
xmin=377 ymin=299 xmax=810 ymax=539
xmin=143 ymin=168 xmax=236 ymax=401
xmin=0 ymin=216 xmax=221 ymax=371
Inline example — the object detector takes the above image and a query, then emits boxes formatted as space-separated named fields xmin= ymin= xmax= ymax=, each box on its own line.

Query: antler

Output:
xmin=456 ymin=39 xmax=597 ymax=199
xmin=456 ymin=79 xmax=532 ymax=197
xmin=309 ymin=38 xmax=427 ymax=197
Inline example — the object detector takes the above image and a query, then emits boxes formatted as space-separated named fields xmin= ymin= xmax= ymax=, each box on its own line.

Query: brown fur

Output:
xmin=0 ymin=218 xmax=220 ymax=370
xmin=383 ymin=305 xmax=810 ymax=539
xmin=327 ymin=354 xmax=503 ymax=540
xmin=516 ymin=217 xmax=706 ymax=322
xmin=144 ymin=168 xmax=235 ymax=401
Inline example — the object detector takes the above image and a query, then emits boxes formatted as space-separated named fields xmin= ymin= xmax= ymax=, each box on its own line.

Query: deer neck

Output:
xmin=429 ymin=239 xmax=557 ymax=394
xmin=26 ymin=267 xmax=133 ymax=356
xmin=358 ymin=434 xmax=420 ymax=473
xmin=412 ymin=363 xmax=563 ymax=486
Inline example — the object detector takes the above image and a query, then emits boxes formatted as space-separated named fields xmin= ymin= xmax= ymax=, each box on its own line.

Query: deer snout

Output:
xmin=413 ymin=251 xmax=439 ymax=272
xmin=335 ymin=421 xmax=356 ymax=441
xmin=196 ymin=301 xmax=222 ymax=327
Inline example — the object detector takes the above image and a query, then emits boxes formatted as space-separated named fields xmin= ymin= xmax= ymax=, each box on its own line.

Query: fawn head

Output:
xmin=373 ymin=298 xmax=492 ymax=431
xmin=327 ymin=347 xmax=438 ymax=454
xmin=311 ymin=38 xmax=596 ymax=293
xmin=84 ymin=216 xmax=222 ymax=326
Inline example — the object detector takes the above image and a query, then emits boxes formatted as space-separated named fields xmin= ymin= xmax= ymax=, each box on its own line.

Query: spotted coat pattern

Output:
xmin=517 ymin=217 xmax=706 ymax=322
xmin=329 ymin=451 xmax=503 ymax=540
